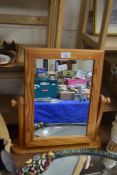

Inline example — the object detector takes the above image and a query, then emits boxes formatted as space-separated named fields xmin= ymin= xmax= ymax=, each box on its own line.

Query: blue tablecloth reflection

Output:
xmin=34 ymin=100 xmax=89 ymax=124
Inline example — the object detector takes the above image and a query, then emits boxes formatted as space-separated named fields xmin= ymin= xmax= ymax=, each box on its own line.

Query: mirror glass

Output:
xmin=33 ymin=59 xmax=94 ymax=137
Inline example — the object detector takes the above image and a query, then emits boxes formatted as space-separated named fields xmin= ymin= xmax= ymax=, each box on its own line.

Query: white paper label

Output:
xmin=57 ymin=64 xmax=67 ymax=72
xmin=61 ymin=52 xmax=71 ymax=59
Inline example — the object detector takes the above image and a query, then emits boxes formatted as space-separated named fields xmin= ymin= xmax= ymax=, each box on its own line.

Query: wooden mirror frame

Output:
xmin=24 ymin=48 xmax=104 ymax=151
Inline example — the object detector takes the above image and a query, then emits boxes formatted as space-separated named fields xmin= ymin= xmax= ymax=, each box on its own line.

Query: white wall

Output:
xmin=62 ymin=0 xmax=81 ymax=48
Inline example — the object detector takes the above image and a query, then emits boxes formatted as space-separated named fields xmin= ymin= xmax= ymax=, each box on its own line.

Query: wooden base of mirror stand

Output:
xmin=11 ymin=95 xmax=110 ymax=154
xmin=12 ymin=136 xmax=101 ymax=154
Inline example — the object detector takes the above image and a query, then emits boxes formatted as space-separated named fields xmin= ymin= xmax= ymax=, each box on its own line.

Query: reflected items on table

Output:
xmin=34 ymin=79 xmax=58 ymax=99
xmin=34 ymin=64 xmax=92 ymax=101
xmin=34 ymin=60 xmax=93 ymax=130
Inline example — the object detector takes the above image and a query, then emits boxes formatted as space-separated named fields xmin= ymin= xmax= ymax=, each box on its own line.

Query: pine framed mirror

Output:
xmin=24 ymin=48 xmax=104 ymax=152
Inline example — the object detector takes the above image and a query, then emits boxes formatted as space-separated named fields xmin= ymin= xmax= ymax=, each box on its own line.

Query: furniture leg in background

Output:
xmin=11 ymin=96 xmax=24 ymax=148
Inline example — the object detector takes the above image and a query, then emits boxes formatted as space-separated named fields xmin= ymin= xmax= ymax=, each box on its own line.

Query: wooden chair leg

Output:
xmin=76 ymin=0 xmax=90 ymax=48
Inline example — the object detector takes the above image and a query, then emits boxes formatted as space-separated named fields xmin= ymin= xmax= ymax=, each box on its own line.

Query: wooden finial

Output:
xmin=11 ymin=99 xmax=17 ymax=107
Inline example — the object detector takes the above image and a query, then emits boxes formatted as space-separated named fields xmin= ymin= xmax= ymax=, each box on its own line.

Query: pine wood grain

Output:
xmin=0 ymin=14 xmax=48 ymax=26
xmin=23 ymin=48 xmax=104 ymax=151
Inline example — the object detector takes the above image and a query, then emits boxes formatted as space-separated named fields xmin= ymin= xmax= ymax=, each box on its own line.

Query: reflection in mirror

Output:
xmin=33 ymin=59 xmax=94 ymax=137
